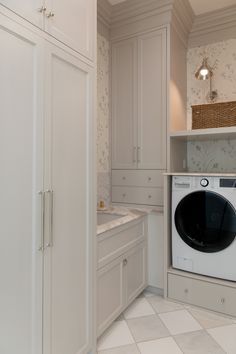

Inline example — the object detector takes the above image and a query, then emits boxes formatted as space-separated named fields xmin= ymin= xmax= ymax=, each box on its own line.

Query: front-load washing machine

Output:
xmin=172 ymin=175 xmax=236 ymax=281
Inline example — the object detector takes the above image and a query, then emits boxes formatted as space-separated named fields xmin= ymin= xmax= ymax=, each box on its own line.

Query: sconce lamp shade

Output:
xmin=195 ymin=58 xmax=213 ymax=80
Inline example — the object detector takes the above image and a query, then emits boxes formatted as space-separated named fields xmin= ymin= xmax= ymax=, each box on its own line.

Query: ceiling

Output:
xmin=107 ymin=0 xmax=236 ymax=15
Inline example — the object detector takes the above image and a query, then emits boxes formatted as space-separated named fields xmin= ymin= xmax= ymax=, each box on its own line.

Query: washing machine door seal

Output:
xmin=175 ymin=191 xmax=236 ymax=253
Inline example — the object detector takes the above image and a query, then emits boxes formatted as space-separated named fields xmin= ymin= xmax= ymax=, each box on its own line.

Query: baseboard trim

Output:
xmin=145 ymin=285 xmax=164 ymax=296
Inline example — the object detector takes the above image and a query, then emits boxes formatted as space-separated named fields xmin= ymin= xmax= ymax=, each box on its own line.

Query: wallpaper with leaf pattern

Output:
xmin=97 ymin=34 xmax=111 ymax=205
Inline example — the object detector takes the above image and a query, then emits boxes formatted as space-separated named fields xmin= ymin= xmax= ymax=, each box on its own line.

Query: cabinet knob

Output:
xmin=123 ymin=259 xmax=128 ymax=266
xmin=184 ymin=288 xmax=189 ymax=294
xmin=38 ymin=6 xmax=46 ymax=12
xmin=122 ymin=176 xmax=126 ymax=180
xmin=122 ymin=193 xmax=126 ymax=198
xmin=148 ymin=195 xmax=152 ymax=199
xmin=46 ymin=11 xmax=55 ymax=18
xmin=148 ymin=177 xmax=152 ymax=181
xmin=220 ymin=297 xmax=226 ymax=304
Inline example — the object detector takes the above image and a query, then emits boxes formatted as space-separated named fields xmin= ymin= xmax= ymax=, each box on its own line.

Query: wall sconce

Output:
xmin=195 ymin=58 xmax=217 ymax=102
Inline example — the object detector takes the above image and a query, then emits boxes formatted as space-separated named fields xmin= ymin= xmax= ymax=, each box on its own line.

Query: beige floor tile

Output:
xmin=207 ymin=324 xmax=236 ymax=353
xmin=148 ymin=295 xmax=184 ymax=314
xmin=174 ymin=330 xmax=226 ymax=353
xmin=189 ymin=307 xmax=233 ymax=329
xmin=97 ymin=321 xmax=135 ymax=351
xmin=98 ymin=344 xmax=140 ymax=354
xmin=127 ymin=314 xmax=170 ymax=342
xmin=159 ymin=310 xmax=202 ymax=335
xmin=137 ymin=337 xmax=183 ymax=354
xmin=123 ymin=297 xmax=155 ymax=319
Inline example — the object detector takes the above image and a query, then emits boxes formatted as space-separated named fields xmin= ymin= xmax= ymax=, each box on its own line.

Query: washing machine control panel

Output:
xmin=200 ymin=178 xmax=209 ymax=187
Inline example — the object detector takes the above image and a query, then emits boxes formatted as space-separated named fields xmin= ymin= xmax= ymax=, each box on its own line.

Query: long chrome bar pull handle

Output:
xmin=38 ymin=191 xmax=45 ymax=251
xmin=133 ymin=147 xmax=137 ymax=163
xmin=45 ymin=190 xmax=53 ymax=248
xmin=137 ymin=147 xmax=141 ymax=163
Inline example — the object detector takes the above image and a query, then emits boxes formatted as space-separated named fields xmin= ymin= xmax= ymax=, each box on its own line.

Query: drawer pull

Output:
xmin=220 ymin=297 xmax=226 ymax=304
xmin=122 ymin=193 xmax=126 ymax=198
xmin=148 ymin=177 xmax=152 ymax=181
xmin=123 ymin=259 xmax=128 ymax=266
xmin=148 ymin=195 xmax=152 ymax=199
xmin=122 ymin=176 xmax=126 ymax=180
xmin=184 ymin=288 xmax=189 ymax=294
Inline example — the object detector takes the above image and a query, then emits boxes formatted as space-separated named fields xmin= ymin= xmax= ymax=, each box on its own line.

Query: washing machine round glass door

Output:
xmin=175 ymin=191 xmax=236 ymax=253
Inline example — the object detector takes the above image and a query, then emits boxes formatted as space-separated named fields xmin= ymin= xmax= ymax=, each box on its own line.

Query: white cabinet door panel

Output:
xmin=1 ymin=0 xmax=44 ymax=28
xmin=112 ymin=38 xmax=138 ymax=169
xmin=97 ymin=257 xmax=124 ymax=336
xmin=0 ymin=15 xmax=43 ymax=354
xmin=126 ymin=242 xmax=147 ymax=304
xmin=43 ymin=44 xmax=95 ymax=354
xmin=138 ymin=29 xmax=167 ymax=169
xmin=45 ymin=0 xmax=95 ymax=60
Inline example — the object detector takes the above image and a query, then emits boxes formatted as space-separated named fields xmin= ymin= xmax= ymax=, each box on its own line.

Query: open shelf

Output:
xmin=169 ymin=126 xmax=236 ymax=141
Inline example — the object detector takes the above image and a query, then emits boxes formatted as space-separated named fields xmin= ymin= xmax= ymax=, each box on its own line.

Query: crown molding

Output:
xmin=109 ymin=0 xmax=193 ymax=42
xmin=189 ymin=4 xmax=236 ymax=47
xmin=171 ymin=0 xmax=194 ymax=47
xmin=97 ymin=0 xmax=112 ymax=38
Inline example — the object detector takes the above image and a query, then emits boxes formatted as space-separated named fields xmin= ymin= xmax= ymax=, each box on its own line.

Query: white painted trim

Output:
xmin=110 ymin=0 xmax=193 ymax=43
xmin=189 ymin=4 xmax=236 ymax=47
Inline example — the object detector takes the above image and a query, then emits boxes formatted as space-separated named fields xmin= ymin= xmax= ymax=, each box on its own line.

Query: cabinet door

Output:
xmin=44 ymin=0 xmax=95 ymax=60
xmin=43 ymin=44 xmax=95 ymax=354
xmin=112 ymin=38 xmax=138 ymax=169
xmin=125 ymin=242 xmax=147 ymax=304
xmin=1 ymin=0 xmax=44 ymax=28
xmin=97 ymin=257 xmax=124 ymax=336
xmin=0 ymin=15 xmax=44 ymax=354
xmin=137 ymin=29 xmax=167 ymax=169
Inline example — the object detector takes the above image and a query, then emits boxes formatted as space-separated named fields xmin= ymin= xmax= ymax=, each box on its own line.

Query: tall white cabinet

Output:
xmin=0 ymin=15 xmax=44 ymax=354
xmin=112 ymin=29 xmax=166 ymax=206
xmin=0 ymin=3 xmax=96 ymax=354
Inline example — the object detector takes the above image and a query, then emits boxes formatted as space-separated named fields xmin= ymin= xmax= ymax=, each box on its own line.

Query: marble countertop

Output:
xmin=97 ymin=206 xmax=155 ymax=235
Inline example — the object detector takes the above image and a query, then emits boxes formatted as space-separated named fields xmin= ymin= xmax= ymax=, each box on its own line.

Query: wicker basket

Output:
xmin=192 ymin=101 xmax=236 ymax=129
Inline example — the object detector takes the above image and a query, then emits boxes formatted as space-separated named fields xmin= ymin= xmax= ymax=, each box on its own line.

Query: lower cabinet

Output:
xmin=168 ymin=272 xmax=236 ymax=317
xmin=97 ymin=241 xmax=147 ymax=337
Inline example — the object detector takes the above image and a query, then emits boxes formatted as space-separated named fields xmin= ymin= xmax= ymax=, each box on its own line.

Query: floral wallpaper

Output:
xmin=187 ymin=39 xmax=236 ymax=172
xmin=97 ymin=33 xmax=111 ymax=206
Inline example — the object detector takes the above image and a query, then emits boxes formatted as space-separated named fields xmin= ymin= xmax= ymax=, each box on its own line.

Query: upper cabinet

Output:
xmin=137 ymin=30 xmax=166 ymax=170
xmin=44 ymin=0 xmax=95 ymax=60
xmin=1 ymin=0 xmax=44 ymax=27
xmin=112 ymin=38 xmax=138 ymax=169
xmin=112 ymin=29 xmax=167 ymax=170
xmin=1 ymin=0 xmax=95 ymax=60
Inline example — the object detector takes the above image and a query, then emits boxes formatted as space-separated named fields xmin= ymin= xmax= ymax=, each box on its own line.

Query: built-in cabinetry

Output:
xmin=111 ymin=29 xmax=167 ymax=206
xmin=165 ymin=101 xmax=236 ymax=316
xmin=0 ymin=5 xmax=95 ymax=354
xmin=1 ymin=0 xmax=95 ymax=59
xmin=97 ymin=217 xmax=147 ymax=336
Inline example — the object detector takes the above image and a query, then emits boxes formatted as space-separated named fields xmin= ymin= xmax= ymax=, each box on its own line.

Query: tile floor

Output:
xmin=97 ymin=291 xmax=236 ymax=353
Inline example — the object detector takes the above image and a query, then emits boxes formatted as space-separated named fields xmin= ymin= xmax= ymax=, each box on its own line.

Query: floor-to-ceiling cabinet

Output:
xmin=111 ymin=28 xmax=166 ymax=206
xmin=0 ymin=16 xmax=44 ymax=354
xmin=0 ymin=5 xmax=96 ymax=354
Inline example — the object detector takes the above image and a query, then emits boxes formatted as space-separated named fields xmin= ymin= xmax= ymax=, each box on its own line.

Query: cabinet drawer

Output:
xmin=168 ymin=273 xmax=236 ymax=317
xmin=112 ymin=170 xmax=164 ymax=187
xmin=98 ymin=218 xmax=146 ymax=268
xmin=112 ymin=186 xmax=163 ymax=206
